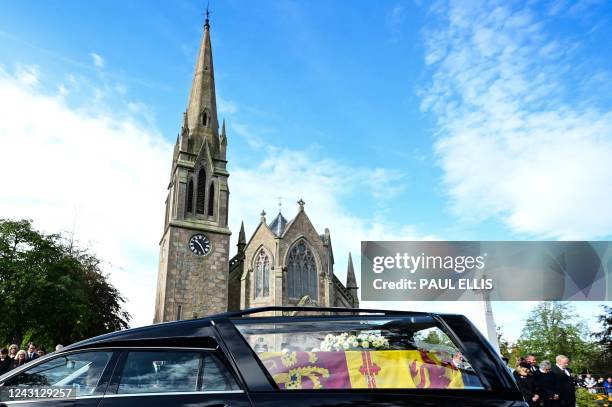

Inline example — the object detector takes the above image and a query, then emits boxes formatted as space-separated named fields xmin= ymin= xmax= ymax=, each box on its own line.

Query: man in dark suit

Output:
xmin=25 ymin=342 xmax=39 ymax=362
xmin=526 ymin=354 xmax=540 ymax=377
xmin=551 ymin=355 xmax=575 ymax=407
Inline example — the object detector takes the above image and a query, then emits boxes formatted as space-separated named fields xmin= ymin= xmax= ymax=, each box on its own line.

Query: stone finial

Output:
xmin=260 ymin=210 xmax=267 ymax=222
xmin=297 ymin=198 xmax=305 ymax=211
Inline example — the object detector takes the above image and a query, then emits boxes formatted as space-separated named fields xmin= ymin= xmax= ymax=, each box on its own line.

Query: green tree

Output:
xmin=517 ymin=302 xmax=596 ymax=372
xmin=0 ymin=219 xmax=130 ymax=349
xmin=590 ymin=305 xmax=612 ymax=376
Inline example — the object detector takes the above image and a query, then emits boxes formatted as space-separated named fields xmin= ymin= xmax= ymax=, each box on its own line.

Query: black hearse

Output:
xmin=0 ymin=307 xmax=525 ymax=406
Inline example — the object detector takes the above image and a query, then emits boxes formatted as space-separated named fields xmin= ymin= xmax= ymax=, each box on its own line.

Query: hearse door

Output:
xmin=0 ymin=350 xmax=118 ymax=407
xmin=97 ymin=348 xmax=251 ymax=407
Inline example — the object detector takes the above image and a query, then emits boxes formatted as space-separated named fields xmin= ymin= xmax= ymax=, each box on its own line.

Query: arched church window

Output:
xmin=255 ymin=250 xmax=270 ymax=298
xmin=201 ymin=110 xmax=209 ymax=127
xmin=186 ymin=179 xmax=194 ymax=213
xmin=287 ymin=241 xmax=317 ymax=301
xmin=196 ymin=168 xmax=206 ymax=214
xmin=207 ymin=182 xmax=215 ymax=216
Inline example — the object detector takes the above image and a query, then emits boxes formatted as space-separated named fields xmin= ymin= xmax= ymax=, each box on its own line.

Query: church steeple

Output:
xmin=154 ymin=13 xmax=231 ymax=324
xmin=346 ymin=252 xmax=359 ymax=308
xmin=346 ymin=252 xmax=357 ymax=290
xmin=185 ymin=14 xmax=219 ymax=144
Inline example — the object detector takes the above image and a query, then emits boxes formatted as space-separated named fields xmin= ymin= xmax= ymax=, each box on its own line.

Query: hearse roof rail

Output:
xmin=217 ymin=306 xmax=431 ymax=319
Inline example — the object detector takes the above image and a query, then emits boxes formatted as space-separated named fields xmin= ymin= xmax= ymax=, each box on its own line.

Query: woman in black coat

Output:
xmin=9 ymin=350 xmax=27 ymax=370
xmin=514 ymin=362 xmax=540 ymax=406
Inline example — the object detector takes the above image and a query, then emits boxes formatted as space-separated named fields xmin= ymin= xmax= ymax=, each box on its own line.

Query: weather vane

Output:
xmin=278 ymin=196 xmax=283 ymax=213
xmin=204 ymin=1 xmax=212 ymax=28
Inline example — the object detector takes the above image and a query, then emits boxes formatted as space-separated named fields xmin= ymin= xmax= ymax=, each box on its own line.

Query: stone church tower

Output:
xmin=153 ymin=17 xmax=231 ymax=323
xmin=154 ymin=16 xmax=359 ymax=323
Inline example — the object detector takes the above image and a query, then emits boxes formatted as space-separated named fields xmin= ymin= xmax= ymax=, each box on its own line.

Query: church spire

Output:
xmin=237 ymin=221 xmax=246 ymax=254
xmin=346 ymin=252 xmax=358 ymax=289
xmin=185 ymin=12 xmax=219 ymax=142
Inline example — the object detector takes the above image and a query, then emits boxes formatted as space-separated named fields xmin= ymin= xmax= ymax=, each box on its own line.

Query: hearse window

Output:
xmin=3 ymin=351 xmax=112 ymax=397
xmin=117 ymin=351 xmax=239 ymax=394
xmin=235 ymin=317 xmax=484 ymax=391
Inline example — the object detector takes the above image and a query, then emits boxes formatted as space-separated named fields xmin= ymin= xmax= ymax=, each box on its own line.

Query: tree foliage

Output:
xmin=590 ymin=305 xmax=612 ymax=375
xmin=0 ymin=219 xmax=130 ymax=349
xmin=505 ymin=302 xmax=605 ymax=374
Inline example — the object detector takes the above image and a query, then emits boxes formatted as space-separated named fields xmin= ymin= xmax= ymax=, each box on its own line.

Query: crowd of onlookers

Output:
xmin=507 ymin=353 xmax=612 ymax=406
xmin=0 ymin=342 xmax=63 ymax=375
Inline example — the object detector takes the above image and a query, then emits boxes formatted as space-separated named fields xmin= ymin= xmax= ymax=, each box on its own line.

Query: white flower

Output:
xmin=362 ymin=341 xmax=370 ymax=348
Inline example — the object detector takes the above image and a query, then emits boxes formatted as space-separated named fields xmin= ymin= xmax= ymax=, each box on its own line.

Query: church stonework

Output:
xmin=153 ymin=17 xmax=231 ymax=323
xmin=228 ymin=201 xmax=359 ymax=317
xmin=154 ymin=19 xmax=358 ymax=323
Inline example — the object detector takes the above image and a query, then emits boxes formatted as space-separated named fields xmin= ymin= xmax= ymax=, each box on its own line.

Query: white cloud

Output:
xmin=90 ymin=52 xmax=105 ymax=68
xmin=15 ymin=65 xmax=39 ymax=87
xmin=229 ymin=145 xmax=427 ymax=285
xmin=0 ymin=64 xmax=429 ymax=330
xmin=0 ymin=65 xmax=170 ymax=328
xmin=420 ymin=1 xmax=612 ymax=239
xmin=217 ymin=96 xmax=238 ymax=116
xmin=387 ymin=3 xmax=407 ymax=36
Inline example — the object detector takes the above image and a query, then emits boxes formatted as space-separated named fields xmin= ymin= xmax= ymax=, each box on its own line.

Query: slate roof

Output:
xmin=268 ymin=212 xmax=288 ymax=237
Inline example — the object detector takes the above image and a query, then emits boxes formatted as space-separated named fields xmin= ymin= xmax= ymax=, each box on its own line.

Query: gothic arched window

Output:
xmin=201 ymin=110 xmax=209 ymax=127
xmin=255 ymin=250 xmax=270 ymax=298
xmin=186 ymin=179 xmax=194 ymax=213
xmin=196 ymin=169 xmax=206 ymax=214
xmin=287 ymin=241 xmax=318 ymax=301
xmin=207 ymin=182 xmax=215 ymax=216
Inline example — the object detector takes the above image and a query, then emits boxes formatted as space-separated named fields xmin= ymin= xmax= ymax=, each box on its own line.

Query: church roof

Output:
xmin=268 ymin=212 xmax=288 ymax=237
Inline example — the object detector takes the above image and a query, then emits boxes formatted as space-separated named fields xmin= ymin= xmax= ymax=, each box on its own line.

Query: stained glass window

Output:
xmin=255 ymin=250 xmax=270 ymax=298
xmin=287 ymin=241 xmax=317 ymax=301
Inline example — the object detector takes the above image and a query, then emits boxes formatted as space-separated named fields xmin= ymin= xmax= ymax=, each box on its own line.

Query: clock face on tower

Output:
xmin=189 ymin=234 xmax=212 ymax=256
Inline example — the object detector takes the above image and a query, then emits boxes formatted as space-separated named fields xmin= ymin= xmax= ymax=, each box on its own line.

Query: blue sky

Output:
xmin=0 ymin=0 xmax=611 ymax=342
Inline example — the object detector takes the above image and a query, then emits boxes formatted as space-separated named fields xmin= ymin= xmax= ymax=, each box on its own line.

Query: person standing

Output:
xmin=604 ymin=377 xmax=612 ymax=395
xmin=25 ymin=342 xmax=38 ymax=362
xmin=0 ymin=348 xmax=11 ymax=375
xmin=10 ymin=350 xmax=27 ymax=370
xmin=551 ymin=355 xmax=575 ymax=407
xmin=584 ymin=374 xmax=597 ymax=394
xmin=526 ymin=354 xmax=540 ymax=376
xmin=7 ymin=344 xmax=18 ymax=360
xmin=536 ymin=360 xmax=559 ymax=406
xmin=514 ymin=362 xmax=540 ymax=406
